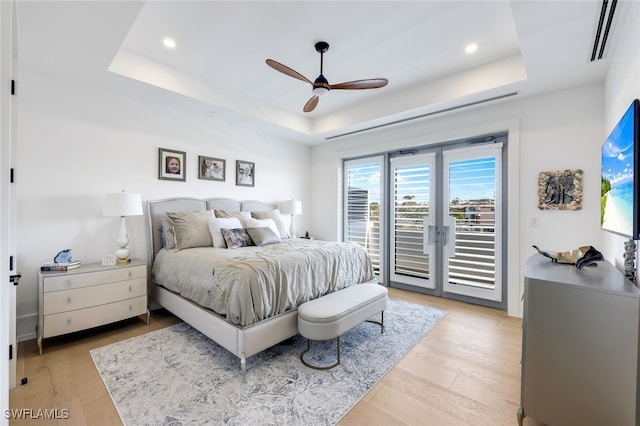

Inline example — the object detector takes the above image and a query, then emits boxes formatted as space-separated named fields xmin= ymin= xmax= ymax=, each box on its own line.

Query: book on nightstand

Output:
xmin=40 ymin=261 xmax=81 ymax=272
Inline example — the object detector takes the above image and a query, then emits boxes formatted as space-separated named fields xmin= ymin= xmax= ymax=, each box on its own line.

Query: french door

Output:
xmin=389 ymin=143 xmax=503 ymax=304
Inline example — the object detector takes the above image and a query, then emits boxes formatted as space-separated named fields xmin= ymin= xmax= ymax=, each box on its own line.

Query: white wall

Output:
xmin=311 ymin=83 xmax=604 ymax=317
xmin=15 ymin=69 xmax=311 ymax=340
xmin=603 ymin=2 xmax=640 ymax=270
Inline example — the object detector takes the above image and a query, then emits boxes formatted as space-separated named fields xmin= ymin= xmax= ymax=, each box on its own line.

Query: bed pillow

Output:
xmin=246 ymin=227 xmax=281 ymax=246
xmin=214 ymin=209 xmax=251 ymax=221
xmin=221 ymin=228 xmax=255 ymax=249
xmin=167 ymin=210 xmax=214 ymax=250
xmin=208 ymin=217 xmax=243 ymax=248
xmin=251 ymin=209 xmax=289 ymax=239
xmin=241 ymin=217 xmax=280 ymax=237
xmin=160 ymin=219 xmax=176 ymax=249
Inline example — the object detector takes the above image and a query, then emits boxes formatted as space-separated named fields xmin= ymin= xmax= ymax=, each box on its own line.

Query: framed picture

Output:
xmin=158 ymin=148 xmax=186 ymax=181
xmin=198 ymin=156 xmax=225 ymax=181
xmin=236 ymin=160 xmax=255 ymax=187
xmin=538 ymin=169 xmax=583 ymax=210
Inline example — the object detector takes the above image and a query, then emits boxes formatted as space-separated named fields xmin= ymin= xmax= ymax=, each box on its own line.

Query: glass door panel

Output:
xmin=443 ymin=144 xmax=502 ymax=301
xmin=390 ymin=153 xmax=435 ymax=289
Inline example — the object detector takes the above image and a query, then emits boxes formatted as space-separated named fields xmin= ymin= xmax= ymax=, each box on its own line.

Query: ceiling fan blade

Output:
xmin=330 ymin=78 xmax=388 ymax=90
xmin=266 ymin=59 xmax=312 ymax=85
xmin=303 ymin=95 xmax=319 ymax=113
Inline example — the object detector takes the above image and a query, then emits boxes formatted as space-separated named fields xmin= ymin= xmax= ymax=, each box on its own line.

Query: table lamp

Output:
xmin=103 ymin=191 xmax=143 ymax=264
xmin=281 ymin=199 xmax=302 ymax=238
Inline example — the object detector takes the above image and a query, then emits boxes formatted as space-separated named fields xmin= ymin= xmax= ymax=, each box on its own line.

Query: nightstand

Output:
xmin=37 ymin=259 xmax=149 ymax=354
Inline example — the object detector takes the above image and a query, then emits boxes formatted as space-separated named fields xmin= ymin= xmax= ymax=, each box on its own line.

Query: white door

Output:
xmin=1 ymin=0 xmax=17 ymax=398
xmin=388 ymin=143 xmax=503 ymax=304
xmin=389 ymin=153 xmax=436 ymax=289
xmin=442 ymin=144 xmax=502 ymax=302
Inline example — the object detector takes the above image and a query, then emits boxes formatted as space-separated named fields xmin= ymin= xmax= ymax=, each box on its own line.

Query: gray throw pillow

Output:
xmin=160 ymin=219 xmax=176 ymax=249
xmin=246 ymin=227 xmax=281 ymax=246
xmin=167 ymin=210 xmax=214 ymax=250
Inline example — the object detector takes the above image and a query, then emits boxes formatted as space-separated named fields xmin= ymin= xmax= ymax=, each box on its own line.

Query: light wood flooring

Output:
xmin=9 ymin=288 xmax=537 ymax=425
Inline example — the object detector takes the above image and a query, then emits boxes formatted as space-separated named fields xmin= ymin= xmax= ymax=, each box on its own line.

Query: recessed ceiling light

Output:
xmin=163 ymin=38 xmax=176 ymax=49
xmin=465 ymin=43 xmax=478 ymax=54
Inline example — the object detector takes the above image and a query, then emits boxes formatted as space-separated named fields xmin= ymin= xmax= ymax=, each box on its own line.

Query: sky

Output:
xmin=348 ymin=157 xmax=496 ymax=204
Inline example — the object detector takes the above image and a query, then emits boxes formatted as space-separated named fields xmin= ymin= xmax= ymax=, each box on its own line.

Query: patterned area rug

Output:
xmin=91 ymin=299 xmax=446 ymax=426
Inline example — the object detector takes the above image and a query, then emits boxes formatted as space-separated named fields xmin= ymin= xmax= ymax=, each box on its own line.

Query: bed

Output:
xmin=146 ymin=197 xmax=376 ymax=380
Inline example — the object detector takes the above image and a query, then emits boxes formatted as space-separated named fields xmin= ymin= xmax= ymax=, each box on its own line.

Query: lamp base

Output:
xmin=116 ymin=258 xmax=131 ymax=265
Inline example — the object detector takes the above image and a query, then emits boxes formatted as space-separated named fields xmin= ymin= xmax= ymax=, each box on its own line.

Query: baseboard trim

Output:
xmin=17 ymin=312 xmax=38 ymax=342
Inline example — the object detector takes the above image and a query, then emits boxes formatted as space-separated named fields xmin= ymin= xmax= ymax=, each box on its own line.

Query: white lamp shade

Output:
xmin=103 ymin=192 xmax=143 ymax=217
xmin=281 ymin=199 xmax=302 ymax=215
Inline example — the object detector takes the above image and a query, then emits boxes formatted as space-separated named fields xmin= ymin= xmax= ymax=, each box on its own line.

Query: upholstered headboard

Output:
xmin=146 ymin=197 xmax=276 ymax=262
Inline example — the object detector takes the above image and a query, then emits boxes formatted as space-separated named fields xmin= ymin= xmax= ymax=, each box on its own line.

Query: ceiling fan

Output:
xmin=266 ymin=41 xmax=388 ymax=113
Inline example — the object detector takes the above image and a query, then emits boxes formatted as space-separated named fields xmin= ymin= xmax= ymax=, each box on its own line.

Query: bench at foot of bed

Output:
xmin=297 ymin=283 xmax=388 ymax=370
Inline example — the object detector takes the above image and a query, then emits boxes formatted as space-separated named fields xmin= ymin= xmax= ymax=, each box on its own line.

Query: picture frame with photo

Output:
xmin=198 ymin=156 xmax=225 ymax=181
xmin=236 ymin=160 xmax=255 ymax=187
xmin=159 ymin=148 xmax=186 ymax=182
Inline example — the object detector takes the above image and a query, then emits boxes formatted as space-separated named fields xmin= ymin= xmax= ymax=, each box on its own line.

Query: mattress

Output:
xmin=151 ymin=238 xmax=375 ymax=327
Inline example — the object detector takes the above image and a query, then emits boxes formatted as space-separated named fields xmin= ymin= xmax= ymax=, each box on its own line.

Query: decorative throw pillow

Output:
xmin=241 ymin=217 xmax=280 ymax=237
xmin=221 ymin=228 xmax=255 ymax=249
xmin=246 ymin=227 xmax=281 ymax=246
xmin=208 ymin=217 xmax=243 ymax=248
xmin=251 ymin=209 xmax=289 ymax=239
xmin=214 ymin=209 xmax=251 ymax=221
xmin=160 ymin=219 xmax=176 ymax=249
xmin=167 ymin=210 xmax=214 ymax=250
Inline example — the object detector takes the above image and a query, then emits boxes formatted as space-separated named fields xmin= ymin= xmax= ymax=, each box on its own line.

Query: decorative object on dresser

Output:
xmin=37 ymin=260 xmax=149 ymax=354
xmin=41 ymin=249 xmax=81 ymax=271
xmin=158 ymin=147 xmax=186 ymax=181
xmin=103 ymin=191 xmax=143 ymax=264
xmin=91 ymin=298 xmax=445 ymax=426
xmin=280 ymin=198 xmax=302 ymax=238
xmin=519 ymin=253 xmax=640 ymax=426
xmin=198 ymin=155 xmax=225 ymax=181
xmin=236 ymin=160 xmax=255 ymax=187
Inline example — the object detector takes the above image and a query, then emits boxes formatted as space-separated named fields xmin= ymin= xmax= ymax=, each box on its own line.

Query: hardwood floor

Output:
xmin=9 ymin=288 xmax=535 ymax=425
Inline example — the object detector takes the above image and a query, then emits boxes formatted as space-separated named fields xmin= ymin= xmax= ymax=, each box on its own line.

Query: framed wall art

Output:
xmin=538 ymin=169 xmax=583 ymax=210
xmin=236 ymin=160 xmax=255 ymax=187
xmin=198 ymin=156 xmax=225 ymax=181
xmin=158 ymin=148 xmax=186 ymax=182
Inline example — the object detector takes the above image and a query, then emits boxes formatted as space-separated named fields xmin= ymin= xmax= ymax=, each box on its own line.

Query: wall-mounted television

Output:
xmin=601 ymin=99 xmax=640 ymax=239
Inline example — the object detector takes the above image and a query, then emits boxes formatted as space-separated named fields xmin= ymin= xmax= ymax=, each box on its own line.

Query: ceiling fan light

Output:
xmin=312 ymin=86 xmax=330 ymax=96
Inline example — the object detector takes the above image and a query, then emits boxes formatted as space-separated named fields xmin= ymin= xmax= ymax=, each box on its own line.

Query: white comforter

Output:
xmin=151 ymin=239 xmax=375 ymax=327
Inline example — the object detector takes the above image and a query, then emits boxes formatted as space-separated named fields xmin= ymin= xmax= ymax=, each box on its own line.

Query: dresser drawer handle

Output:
xmin=129 ymin=304 xmax=133 ymax=311
xmin=128 ymin=271 xmax=133 ymax=278
xmin=67 ymin=297 xmax=71 ymax=304
xmin=129 ymin=285 xmax=132 ymax=292
xmin=66 ymin=279 xmax=72 ymax=288
xmin=66 ymin=319 xmax=71 ymax=326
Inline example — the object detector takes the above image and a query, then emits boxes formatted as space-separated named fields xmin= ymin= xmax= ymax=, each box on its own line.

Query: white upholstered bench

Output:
xmin=298 ymin=283 xmax=388 ymax=370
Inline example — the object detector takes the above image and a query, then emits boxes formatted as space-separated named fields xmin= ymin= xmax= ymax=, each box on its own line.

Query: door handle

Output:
xmin=9 ymin=273 xmax=21 ymax=286
xmin=443 ymin=216 xmax=457 ymax=258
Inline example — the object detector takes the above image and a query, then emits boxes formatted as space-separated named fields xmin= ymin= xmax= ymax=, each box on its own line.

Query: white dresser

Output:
xmin=37 ymin=259 xmax=149 ymax=354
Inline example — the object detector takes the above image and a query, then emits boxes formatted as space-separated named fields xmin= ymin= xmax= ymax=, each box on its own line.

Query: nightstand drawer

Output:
xmin=43 ymin=265 xmax=147 ymax=292
xmin=43 ymin=278 xmax=147 ymax=315
xmin=43 ymin=295 xmax=147 ymax=338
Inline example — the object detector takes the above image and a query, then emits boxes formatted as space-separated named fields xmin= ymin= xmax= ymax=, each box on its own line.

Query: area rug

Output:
xmin=90 ymin=299 xmax=446 ymax=426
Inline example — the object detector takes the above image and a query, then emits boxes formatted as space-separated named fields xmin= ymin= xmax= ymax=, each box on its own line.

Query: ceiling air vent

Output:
xmin=591 ymin=0 xmax=618 ymax=61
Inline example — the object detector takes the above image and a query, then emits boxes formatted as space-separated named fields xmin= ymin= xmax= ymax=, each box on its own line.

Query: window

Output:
xmin=344 ymin=156 xmax=384 ymax=276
